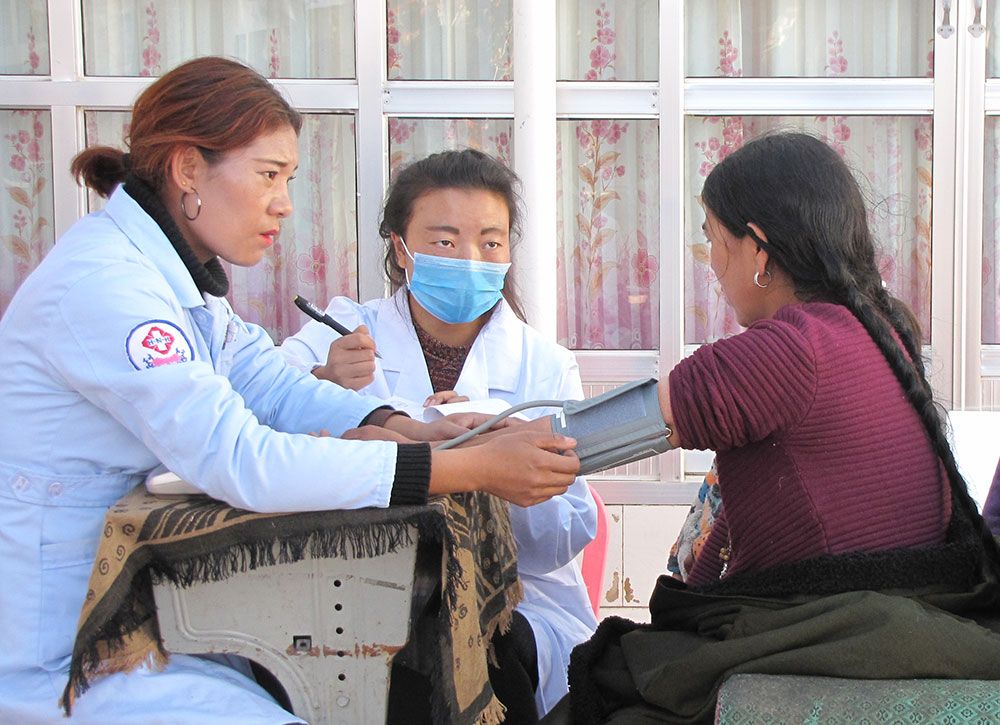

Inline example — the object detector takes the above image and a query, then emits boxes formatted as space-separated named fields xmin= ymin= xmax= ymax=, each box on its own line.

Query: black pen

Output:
xmin=293 ymin=295 xmax=381 ymax=358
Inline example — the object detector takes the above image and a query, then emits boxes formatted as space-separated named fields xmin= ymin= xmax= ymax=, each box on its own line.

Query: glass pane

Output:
xmin=687 ymin=0 xmax=935 ymax=78
xmin=1 ymin=110 xmax=55 ymax=314
xmin=84 ymin=112 xmax=358 ymax=343
xmin=84 ymin=111 xmax=131 ymax=212
xmin=82 ymin=0 xmax=355 ymax=78
xmin=557 ymin=119 xmax=659 ymax=350
xmin=0 ymin=0 xmax=49 ymax=75
xmin=387 ymin=118 xmax=513 ymax=176
xmin=229 ymin=114 xmax=358 ymax=343
xmin=984 ymin=117 xmax=1000 ymax=344
xmin=388 ymin=0 xmax=512 ymax=80
xmin=988 ymin=1 xmax=1000 ymax=78
xmin=685 ymin=115 xmax=933 ymax=345
xmin=557 ymin=0 xmax=658 ymax=81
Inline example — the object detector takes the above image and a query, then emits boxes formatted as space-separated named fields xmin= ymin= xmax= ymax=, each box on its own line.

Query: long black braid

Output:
xmin=701 ymin=131 xmax=1000 ymax=580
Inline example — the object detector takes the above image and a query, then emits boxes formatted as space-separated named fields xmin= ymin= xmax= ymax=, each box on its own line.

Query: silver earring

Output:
xmin=180 ymin=189 xmax=202 ymax=221
xmin=753 ymin=270 xmax=772 ymax=289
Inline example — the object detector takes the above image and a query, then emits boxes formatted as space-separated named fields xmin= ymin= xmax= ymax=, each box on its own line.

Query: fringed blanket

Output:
xmin=62 ymin=485 xmax=522 ymax=724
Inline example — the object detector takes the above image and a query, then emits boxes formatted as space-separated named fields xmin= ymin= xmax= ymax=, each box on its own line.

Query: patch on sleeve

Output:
xmin=125 ymin=320 xmax=195 ymax=370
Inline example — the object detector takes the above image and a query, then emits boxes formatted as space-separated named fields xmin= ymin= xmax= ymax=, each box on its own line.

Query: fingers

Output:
xmin=318 ymin=336 xmax=377 ymax=389
xmin=423 ymin=390 xmax=470 ymax=406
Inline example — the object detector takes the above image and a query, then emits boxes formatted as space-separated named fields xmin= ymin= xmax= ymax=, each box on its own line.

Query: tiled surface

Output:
xmin=598 ymin=503 xmax=688 ymax=611
xmin=621 ymin=505 xmax=688 ymax=608
xmin=601 ymin=504 xmax=624 ymax=607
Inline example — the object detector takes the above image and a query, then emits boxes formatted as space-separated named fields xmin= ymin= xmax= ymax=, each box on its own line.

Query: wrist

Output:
xmin=428 ymin=448 xmax=485 ymax=495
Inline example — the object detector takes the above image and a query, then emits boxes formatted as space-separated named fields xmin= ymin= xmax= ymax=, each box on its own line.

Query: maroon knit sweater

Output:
xmin=671 ymin=302 xmax=951 ymax=587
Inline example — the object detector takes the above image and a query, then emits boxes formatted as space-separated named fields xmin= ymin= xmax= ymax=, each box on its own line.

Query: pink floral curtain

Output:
xmin=1 ymin=110 xmax=54 ymax=315
xmin=555 ymin=1 xmax=659 ymax=350
xmin=387 ymin=0 xmax=512 ymax=80
xmin=80 ymin=0 xmax=355 ymax=78
xmin=557 ymin=119 xmax=659 ymax=349
xmin=84 ymin=112 xmax=358 ymax=344
xmin=556 ymin=0 xmax=658 ymax=81
xmin=686 ymin=115 xmax=933 ymax=344
xmin=684 ymin=1 xmax=935 ymax=344
xmin=1 ymin=1 xmax=48 ymax=75
xmin=388 ymin=118 xmax=513 ymax=177
xmin=687 ymin=0 xmax=934 ymax=78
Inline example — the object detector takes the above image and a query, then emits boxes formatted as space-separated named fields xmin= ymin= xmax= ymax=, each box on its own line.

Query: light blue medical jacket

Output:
xmin=0 ymin=187 xmax=401 ymax=722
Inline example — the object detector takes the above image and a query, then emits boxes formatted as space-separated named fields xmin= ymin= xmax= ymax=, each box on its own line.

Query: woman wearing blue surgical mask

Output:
xmin=280 ymin=149 xmax=598 ymax=721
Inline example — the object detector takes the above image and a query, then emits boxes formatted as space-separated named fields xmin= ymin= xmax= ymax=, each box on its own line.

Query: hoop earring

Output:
xmin=753 ymin=270 xmax=772 ymax=289
xmin=180 ymin=189 xmax=202 ymax=221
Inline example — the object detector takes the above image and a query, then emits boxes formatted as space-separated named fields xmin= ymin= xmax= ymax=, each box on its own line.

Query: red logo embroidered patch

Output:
xmin=126 ymin=320 xmax=195 ymax=370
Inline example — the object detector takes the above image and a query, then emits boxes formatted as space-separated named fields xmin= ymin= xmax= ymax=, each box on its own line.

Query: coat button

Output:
xmin=48 ymin=482 xmax=64 ymax=497
xmin=13 ymin=475 xmax=29 ymax=491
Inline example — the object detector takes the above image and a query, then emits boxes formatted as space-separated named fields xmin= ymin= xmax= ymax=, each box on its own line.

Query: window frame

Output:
xmin=1 ymin=0 xmax=994 ymax=506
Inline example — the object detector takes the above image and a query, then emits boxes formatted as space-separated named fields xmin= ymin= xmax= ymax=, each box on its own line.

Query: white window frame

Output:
xmin=2 ymin=0 xmax=993 ymax=506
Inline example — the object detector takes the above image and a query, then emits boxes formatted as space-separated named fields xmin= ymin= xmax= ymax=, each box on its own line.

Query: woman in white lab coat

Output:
xmin=0 ymin=60 xmax=580 ymax=724
xmin=281 ymin=149 xmax=599 ymax=719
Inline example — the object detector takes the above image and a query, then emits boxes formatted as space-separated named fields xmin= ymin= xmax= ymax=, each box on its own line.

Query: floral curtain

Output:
xmin=556 ymin=1 xmax=659 ymax=349
xmin=1 ymin=110 xmax=54 ymax=314
xmin=686 ymin=115 xmax=933 ymax=344
xmin=387 ymin=0 xmax=512 ymax=80
xmin=687 ymin=0 xmax=934 ymax=78
xmin=85 ymin=111 xmax=358 ymax=343
xmin=0 ymin=0 xmax=48 ymax=75
xmin=556 ymin=0 xmax=658 ymax=81
xmin=81 ymin=0 xmax=355 ymax=78
xmin=984 ymin=118 xmax=1000 ymax=345
xmin=684 ymin=1 xmax=935 ymax=344
xmin=388 ymin=118 xmax=513 ymax=177
xmin=557 ymin=119 xmax=659 ymax=349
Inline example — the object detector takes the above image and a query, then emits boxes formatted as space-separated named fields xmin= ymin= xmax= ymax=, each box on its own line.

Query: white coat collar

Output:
xmin=377 ymin=289 xmax=524 ymax=397
xmin=105 ymin=185 xmax=205 ymax=309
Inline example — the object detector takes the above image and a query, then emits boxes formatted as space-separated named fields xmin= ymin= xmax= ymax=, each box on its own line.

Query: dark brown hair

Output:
xmin=71 ymin=56 xmax=302 ymax=197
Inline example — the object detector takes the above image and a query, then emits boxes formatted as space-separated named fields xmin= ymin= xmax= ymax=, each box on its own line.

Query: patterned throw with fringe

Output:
xmin=61 ymin=485 xmax=523 ymax=724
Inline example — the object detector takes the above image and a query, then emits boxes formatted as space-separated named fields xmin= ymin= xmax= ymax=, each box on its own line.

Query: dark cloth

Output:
xmin=488 ymin=610 xmax=540 ymax=724
xmin=669 ymin=302 xmax=951 ymax=585
xmin=388 ymin=611 xmax=539 ymax=724
xmin=565 ymin=490 xmax=1000 ymax=725
xmin=63 ymin=485 xmax=524 ymax=724
xmin=984 ymin=458 xmax=1000 ymax=536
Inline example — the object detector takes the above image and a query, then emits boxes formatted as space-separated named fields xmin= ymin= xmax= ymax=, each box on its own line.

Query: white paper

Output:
xmin=420 ymin=398 xmax=531 ymax=423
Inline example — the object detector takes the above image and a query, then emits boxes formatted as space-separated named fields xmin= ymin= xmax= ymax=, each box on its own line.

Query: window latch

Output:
xmin=938 ymin=0 xmax=954 ymax=39
xmin=970 ymin=0 xmax=986 ymax=38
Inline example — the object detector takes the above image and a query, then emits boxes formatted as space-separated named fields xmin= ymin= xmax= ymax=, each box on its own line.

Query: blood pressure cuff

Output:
xmin=551 ymin=377 xmax=673 ymax=475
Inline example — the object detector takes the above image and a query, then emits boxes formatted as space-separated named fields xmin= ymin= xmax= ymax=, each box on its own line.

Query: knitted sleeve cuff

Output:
xmin=389 ymin=443 xmax=432 ymax=506
xmin=360 ymin=406 xmax=409 ymax=428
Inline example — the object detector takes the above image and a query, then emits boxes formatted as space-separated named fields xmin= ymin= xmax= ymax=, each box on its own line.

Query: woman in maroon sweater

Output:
xmin=554 ymin=132 xmax=1000 ymax=725
xmin=659 ymin=133 xmax=953 ymax=585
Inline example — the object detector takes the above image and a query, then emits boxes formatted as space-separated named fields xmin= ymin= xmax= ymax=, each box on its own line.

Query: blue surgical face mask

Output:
xmin=399 ymin=238 xmax=511 ymax=325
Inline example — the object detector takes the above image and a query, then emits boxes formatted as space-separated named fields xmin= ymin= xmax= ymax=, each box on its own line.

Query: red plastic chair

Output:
xmin=580 ymin=484 xmax=609 ymax=618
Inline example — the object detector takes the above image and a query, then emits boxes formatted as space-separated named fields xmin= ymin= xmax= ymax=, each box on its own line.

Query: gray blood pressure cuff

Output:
xmin=551 ymin=377 xmax=673 ymax=475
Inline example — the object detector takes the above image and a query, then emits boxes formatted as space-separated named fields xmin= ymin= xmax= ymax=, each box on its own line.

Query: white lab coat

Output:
xmin=0 ymin=187 xmax=408 ymax=723
xmin=281 ymin=289 xmax=599 ymax=715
